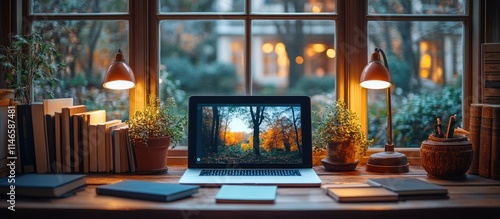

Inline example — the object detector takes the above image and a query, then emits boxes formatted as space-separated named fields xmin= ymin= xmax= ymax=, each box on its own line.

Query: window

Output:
xmin=28 ymin=0 xmax=131 ymax=120
xmin=366 ymin=0 xmax=467 ymax=148
xmin=23 ymin=0 xmax=472 ymax=151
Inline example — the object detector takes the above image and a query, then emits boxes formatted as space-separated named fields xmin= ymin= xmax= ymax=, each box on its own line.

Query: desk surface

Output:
xmin=2 ymin=166 xmax=500 ymax=219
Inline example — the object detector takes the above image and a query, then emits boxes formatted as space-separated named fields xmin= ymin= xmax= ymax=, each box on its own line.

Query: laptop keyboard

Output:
xmin=199 ymin=169 xmax=301 ymax=176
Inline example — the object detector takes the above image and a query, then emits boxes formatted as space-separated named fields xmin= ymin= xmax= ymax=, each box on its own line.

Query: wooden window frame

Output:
xmin=18 ymin=0 xmax=480 ymax=161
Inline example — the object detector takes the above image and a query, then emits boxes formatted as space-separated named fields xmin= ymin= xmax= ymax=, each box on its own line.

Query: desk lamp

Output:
xmin=360 ymin=48 xmax=409 ymax=173
xmin=103 ymin=49 xmax=135 ymax=90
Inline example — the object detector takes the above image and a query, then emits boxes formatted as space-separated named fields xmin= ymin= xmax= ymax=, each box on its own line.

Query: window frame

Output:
xmin=18 ymin=0 xmax=477 ymax=158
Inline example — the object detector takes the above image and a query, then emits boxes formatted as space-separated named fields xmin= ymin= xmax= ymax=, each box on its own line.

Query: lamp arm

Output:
xmin=375 ymin=48 xmax=394 ymax=151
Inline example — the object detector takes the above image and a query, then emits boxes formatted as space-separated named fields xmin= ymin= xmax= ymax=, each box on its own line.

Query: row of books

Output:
xmin=469 ymin=103 xmax=500 ymax=180
xmin=2 ymin=98 xmax=136 ymax=174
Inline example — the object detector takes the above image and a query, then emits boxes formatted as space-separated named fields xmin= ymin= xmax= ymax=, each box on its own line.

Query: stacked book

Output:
xmin=6 ymin=98 xmax=136 ymax=175
xmin=470 ymin=103 xmax=500 ymax=180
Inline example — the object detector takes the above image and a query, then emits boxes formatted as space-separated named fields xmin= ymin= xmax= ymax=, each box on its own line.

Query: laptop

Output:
xmin=179 ymin=96 xmax=322 ymax=187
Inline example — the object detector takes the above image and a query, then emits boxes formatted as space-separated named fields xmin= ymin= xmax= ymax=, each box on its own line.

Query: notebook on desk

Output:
xmin=179 ymin=96 xmax=322 ymax=187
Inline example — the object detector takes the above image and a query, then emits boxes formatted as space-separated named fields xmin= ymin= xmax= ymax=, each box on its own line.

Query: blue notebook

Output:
xmin=96 ymin=180 xmax=199 ymax=202
xmin=0 ymin=174 xmax=86 ymax=198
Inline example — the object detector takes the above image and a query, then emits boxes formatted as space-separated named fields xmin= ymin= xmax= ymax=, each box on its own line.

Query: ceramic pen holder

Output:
xmin=420 ymin=135 xmax=473 ymax=179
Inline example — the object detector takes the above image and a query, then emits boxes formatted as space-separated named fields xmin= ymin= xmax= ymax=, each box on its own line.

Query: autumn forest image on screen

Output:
xmin=200 ymin=105 xmax=303 ymax=165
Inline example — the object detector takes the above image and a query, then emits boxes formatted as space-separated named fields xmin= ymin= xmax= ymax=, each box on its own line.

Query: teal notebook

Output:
xmin=215 ymin=185 xmax=277 ymax=203
xmin=96 ymin=180 xmax=199 ymax=202
xmin=0 ymin=174 xmax=86 ymax=198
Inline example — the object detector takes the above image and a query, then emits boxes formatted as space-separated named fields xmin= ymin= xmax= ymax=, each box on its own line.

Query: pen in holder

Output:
xmin=434 ymin=117 xmax=444 ymax=138
xmin=445 ymin=114 xmax=457 ymax=138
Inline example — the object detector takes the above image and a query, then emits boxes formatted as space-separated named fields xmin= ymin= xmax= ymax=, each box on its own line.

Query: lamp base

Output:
xmin=366 ymin=151 xmax=409 ymax=173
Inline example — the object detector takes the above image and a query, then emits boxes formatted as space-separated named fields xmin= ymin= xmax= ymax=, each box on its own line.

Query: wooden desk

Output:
xmin=2 ymin=166 xmax=500 ymax=219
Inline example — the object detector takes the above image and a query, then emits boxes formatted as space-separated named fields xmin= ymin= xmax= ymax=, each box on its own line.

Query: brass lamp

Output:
xmin=360 ymin=48 xmax=409 ymax=173
xmin=103 ymin=49 xmax=135 ymax=90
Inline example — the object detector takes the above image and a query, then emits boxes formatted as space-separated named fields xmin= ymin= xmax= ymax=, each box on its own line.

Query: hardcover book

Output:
xmin=367 ymin=178 xmax=448 ymax=200
xmin=61 ymin=105 xmax=87 ymax=173
xmin=16 ymin=104 xmax=35 ymax=173
xmin=215 ymin=185 xmax=277 ymax=204
xmin=0 ymin=174 xmax=86 ymax=198
xmin=490 ymin=105 xmax=500 ymax=180
xmin=96 ymin=180 xmax=199 ymax=202
xmin=327 ymin=187 xmax=398 ymax=203
xmin=31 ymin=102 xmax=49 ymax=173
xmin=469 ymin=103 xmax=486 ymax=174
xmin=479 ymin=105 xmax=493 ymax=178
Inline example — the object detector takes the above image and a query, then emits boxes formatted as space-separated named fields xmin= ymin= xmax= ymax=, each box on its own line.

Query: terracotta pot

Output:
xmin=321 ymin=140 xmax=359 ymax=171
xmin=133 ymin=137 xmax=170 ymax=174
xmin=420 ymin=135 xmax=473 ymax=179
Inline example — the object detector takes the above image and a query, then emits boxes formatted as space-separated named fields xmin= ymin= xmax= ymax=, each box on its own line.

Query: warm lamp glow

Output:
xmin=103 ymin=80 xmax=135 ymax=90
xmin=360 ymin=80 xmax=391 ymax=89
xmin=103 ymin=49 xmax=136 ymax=90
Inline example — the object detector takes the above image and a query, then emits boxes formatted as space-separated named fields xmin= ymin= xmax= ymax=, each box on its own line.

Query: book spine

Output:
xmin=16 ymin=104 xmax=35 ymax=173
xmin=479 ymin=105 xmax=493 ymax=178
xmin=490 ymin=106 xmax=500 ymax=180
xmin=45 ymin=114 xmax=56 ymax=173
xmin=54 ymin=112 xmax=62 ymax=173
xmin=468 ymin=104 xmax=483 ymax=174
xmin=32 ymin=103 xmax=48 ymax=173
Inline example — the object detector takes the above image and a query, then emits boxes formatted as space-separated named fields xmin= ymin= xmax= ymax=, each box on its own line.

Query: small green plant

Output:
xmin=127 ymin=95 xmax=187 ymax=147
xmin=0 ymin=32 xmax=64 ymax=104
xmin=313 ymin=100 xmax=373 ymax=157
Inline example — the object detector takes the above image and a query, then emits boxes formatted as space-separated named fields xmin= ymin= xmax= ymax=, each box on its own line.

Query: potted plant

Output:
xmin=127 ymin=95 xmax=187 ymax=174
xmin=313 ymin=100 xmax=373 ymax=171
xmin=0 ymin=32 xmax=64 ymax=104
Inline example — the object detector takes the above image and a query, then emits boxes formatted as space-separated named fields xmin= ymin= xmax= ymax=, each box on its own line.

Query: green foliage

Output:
xmin=392 ymin=85 xmax=462 ymax=147
xmin=0 ymin=32 xmax=65 ymax=104
xmin=368 ymin=85 xmax=462 ymax=148
xmin=288 ymin=76 xmax=335 ymax=95
xmin=202 ymin=144 xmax=302 ymax=165
xmin=162 ymin=57 xmax=238 ymax=95
xmin=313 ymin=100 xmax=373 ymax=157
xmin=127 ymin=95 xmax=187 ymax=147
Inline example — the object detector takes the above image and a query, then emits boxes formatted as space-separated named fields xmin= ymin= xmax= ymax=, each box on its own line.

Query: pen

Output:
xmin=435 ymin=117 xmax=443 ymax=138
xmin=445 ymin=114 xmax=457 ymax=138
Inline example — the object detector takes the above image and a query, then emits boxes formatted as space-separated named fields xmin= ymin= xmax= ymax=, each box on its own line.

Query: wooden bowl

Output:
xmin=420 ymin=135 xmax=473 ymax=179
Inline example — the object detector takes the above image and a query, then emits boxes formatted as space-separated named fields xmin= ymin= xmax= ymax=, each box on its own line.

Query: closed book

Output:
xmin=16 ymin=104 xmax=35 ymax=173
xmin=54 ymin=112 xmax=62 ymax=172
xmin=107 ymin=122 xmax=126 ymax=172
xmin=96 ymin=180 xmax=199 ymax=202
xmin=469 ymin=103 xmax=485 ymax=174
xmin=125 ymin=128 xmax=136 ymax=173
xmin=327 ymin=187 xmax=398 ymax=203
xmin=61 ymin=105 xmax=87 ymax=173
xmin=215 ymin=185 xmax=277 ymax=204
xmin=31 ymin=102 xmax=49 ymax=173
xmin=72 ymin=113 xmax=85 ymax=172
xmin=367 ymin=178 xmax=448 ymax=200
xmin=96 ymin=120 xmax=121 ymax=172
xmin=45 ymin=114 xmax=56 ymax=173
xmin=479 ymin=105 xmax=493 ymax=178
xmin=0 ymin=174 xmax=86 ymax=198
xmin=84 ymin=110 xmax=106 ymax=173
xmin=43 ymin=98 xmax=73 ymax=173
xmin=119 ymin=127 xmax=130 ymax=173
xmin=490 ymin=105 xmax=500 ymax=180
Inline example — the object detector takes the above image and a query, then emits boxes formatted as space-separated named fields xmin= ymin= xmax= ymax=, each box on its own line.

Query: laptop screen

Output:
xmin=188 ymin=96 xmax=312 ymax=168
